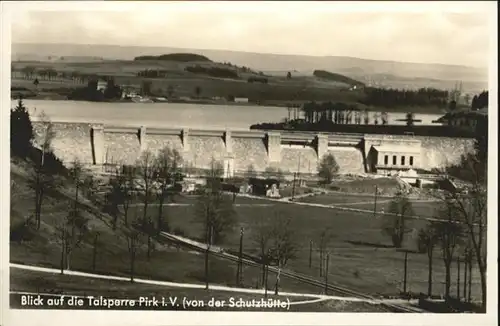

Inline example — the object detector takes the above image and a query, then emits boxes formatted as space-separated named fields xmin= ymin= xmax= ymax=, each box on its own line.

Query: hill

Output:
xmin=313 ymin=70 xmax=365 ymax=87
xmin=12 ymin=43 xmax=488 ymax=92
xmin=134 ymin=53 xmax=211 ymax=62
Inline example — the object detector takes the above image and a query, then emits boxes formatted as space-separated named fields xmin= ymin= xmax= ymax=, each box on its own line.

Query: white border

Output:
xmin=1 ymin=2 xmax=498 ymax=326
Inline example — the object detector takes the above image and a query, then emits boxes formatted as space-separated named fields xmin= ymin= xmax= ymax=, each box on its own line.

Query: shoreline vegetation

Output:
xmin=10 ymin=51 xmax=480 ymax=115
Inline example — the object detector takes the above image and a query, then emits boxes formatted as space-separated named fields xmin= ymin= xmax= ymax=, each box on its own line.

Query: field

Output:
xmin=10 ymin=156 xmax=483 ymax=311
xmin=11 ymin=59 xmax=366 ymax=104
xmin=134 ymin=194 xmax=483 ymax=300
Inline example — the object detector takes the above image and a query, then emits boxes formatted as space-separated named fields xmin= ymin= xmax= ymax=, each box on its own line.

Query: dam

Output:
xmin=32 ymin=122 xmax=476 ymax=177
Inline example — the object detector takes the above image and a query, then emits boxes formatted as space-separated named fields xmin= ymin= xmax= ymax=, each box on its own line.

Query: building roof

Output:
xmin=372 ymin=145 xmax=421 ymax=154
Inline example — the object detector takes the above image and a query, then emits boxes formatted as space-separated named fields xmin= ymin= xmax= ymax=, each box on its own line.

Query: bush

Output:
xmin=318 ymin=153 xmax=339 ymax=184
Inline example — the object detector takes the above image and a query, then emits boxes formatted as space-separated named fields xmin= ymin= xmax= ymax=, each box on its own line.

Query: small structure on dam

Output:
xmin=32 ymin=122 xmax=476 ymax=178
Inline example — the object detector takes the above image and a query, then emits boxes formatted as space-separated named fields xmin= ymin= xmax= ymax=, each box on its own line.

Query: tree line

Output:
xmin=185 ymin=65 xmax=240 ymax=79
xmin=361 ymin=87 xmax=449 ymax=108
xmin=471 ymin=91 xmax=488 ymax=110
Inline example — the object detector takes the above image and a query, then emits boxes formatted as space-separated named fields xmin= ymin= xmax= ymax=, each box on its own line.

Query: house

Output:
xmin=97 ymin=80 xmax=107 ymax=92
xmin=234 ymin=97 xmax=249 ymax=103
xmin=434 ymin=108 xmax=488 ymax=133
xmin=368 ymin=144 xmax=421 ymax=174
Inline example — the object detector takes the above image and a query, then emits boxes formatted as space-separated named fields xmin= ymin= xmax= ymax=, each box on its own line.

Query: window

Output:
xmin=409 ymin=156 xmax=414 ymax=166
xmin=384 ymin=155 xmax=389 ymax=165
xmin=401 ymin=156 xmax=405 ymax=166
xmin=392 ymin=155 xmax=397 ymax=165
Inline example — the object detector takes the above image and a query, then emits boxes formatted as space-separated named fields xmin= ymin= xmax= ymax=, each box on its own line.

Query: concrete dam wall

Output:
xmin=32 ymin=122 xmax=476 ymax=176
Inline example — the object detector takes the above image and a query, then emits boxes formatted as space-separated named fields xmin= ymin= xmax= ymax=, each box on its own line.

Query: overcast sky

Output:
xmin=7 ymin=1 xmax=495 ymax=67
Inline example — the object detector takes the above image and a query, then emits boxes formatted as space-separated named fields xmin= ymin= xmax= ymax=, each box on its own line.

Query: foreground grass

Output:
xmin=10 ymin=158 xmax=482 ymax=304
xmin=10 ymin=162 xmax=321 ymax=296
xmin=148 ymin=195 xmax=483 ymax=300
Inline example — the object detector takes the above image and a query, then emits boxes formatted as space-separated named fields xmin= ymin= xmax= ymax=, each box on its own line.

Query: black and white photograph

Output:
xmin=1 ymin=1 xmax=497 ymax=325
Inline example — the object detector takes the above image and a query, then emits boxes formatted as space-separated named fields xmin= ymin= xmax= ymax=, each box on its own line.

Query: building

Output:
xmin=234 ymin=97 xmax=249 ymax=103
xmin=97 ymin=80 xmax=107 ymax=92
xmin=434 ymin=108 xmax=488 ymax=133
xmin=367 ymin=144 xmax=421 ymax=174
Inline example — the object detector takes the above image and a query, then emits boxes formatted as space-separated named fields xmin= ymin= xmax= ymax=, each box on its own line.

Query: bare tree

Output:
xmin=251 ymin=212 xmax=274 ymax=288
xmin=28 ymin=112 xmax=56 ymax=230
xmin=269 ymin=213 xmax=297 ymax=294
xmin=64 ymin=159 xmax=89 ymax=270
xmin=317 ymin=228 xmax=333 ymax=277
xmin=433 ymin=201 xmax=464 ymax=299
xmin=382 ymin=191 xmax=414 ymax=248
xmin=195 ymin=160 xmax=236 ymax=245
xmin=124 ymin=214 xmax=143 ymax=282
xmin=417 ymin=224 xmax=439 ymax=297
xmin=136 ymin=150 xmax=157 ymax=229
xmin=155 ymin=146 xmax=183 ymax=234
xmin=195 ymin=159 xmax=237 ymax=288
xmin=246 ymin=164 xmax=257 ymax=179
xmin=436 ymin=154 xmax=487 ymax=308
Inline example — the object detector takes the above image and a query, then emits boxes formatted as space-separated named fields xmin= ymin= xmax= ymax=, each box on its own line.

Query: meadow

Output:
xmin=135 ymin=194 xmax=482 ymax=300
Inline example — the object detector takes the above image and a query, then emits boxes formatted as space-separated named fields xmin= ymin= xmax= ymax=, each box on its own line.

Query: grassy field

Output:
xmin=11 ymin=58 xmax=366 ymax=103
xmin=10 ymin=160 xmax=321 ymax=297
xmin=10 ymin=156 xmax=482 ymax=306
xmin=139 ymin=194 xmax=482 ymax=300
xmin=298 ymin=193 xmax=441 ymax=219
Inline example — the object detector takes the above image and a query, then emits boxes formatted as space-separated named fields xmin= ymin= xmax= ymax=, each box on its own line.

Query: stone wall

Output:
xmin=30 ymin=122 xmax=476 ymax=174
xmin=32 ymin=122 xmax=94 ymax=165
xmin=327 ymin=147 xmax=366 ymax=174
xmin=187 ymin=136 xmax=226 ymax=169
xmin=233 ymin=138 xmax=269 ymax=172
xmin=418 ymin=136 xmax=475 ymax=170
xmin=280 ymin=146 xmax=318 ymax=174
xmin=146 ymin=134 xmax=184 ymax=155
xmin=103 ymin=132 xmax=141 ymax=166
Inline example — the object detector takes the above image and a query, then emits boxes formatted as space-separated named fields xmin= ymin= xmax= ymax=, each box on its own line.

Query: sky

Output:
xmin=6 ymin=1 xmax=495 ymax=68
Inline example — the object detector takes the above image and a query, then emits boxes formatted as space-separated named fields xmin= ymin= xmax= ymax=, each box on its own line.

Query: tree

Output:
xmin=124 ymin=217 xmax=143 ymax=282
xmin=438 ymin=155 xmax=487 ymax=309
xmin=246 ymin=164 xmax=257 ymax=179
xmin=194 ymin=160 xmax=237 ymax=288
xmin=28 ymin=112 xmax=56 ymax=230
xmin=317 ymin=153 xmax=339 ymax=184
xmin=433 ymin=201 xmax=464 ymax=299
xmin=317 ymin=228 xmax=333 ymax=277
xmin=380 ymin=111 xmax=389 ymax=125
xmin=417 ymin=224 xmax=439 ymax=297
xmin=194 ymin=86 xmax=202 ymax=98
xmin=251 ymin=213 xmax=274 ymax=288
xmin=405 ymin=112 xmax=416 ymax=126
xmin=136 ymin=150 xmax=157 ymax=230
xmin=64 ymin=159 xmax=89 ymax=270
xmin=251 ymin=211 xmax=297 ymax=294
xmin=269 ymin=213 xmax=297 ymax=294
xmin=155 ymin=147 xmax=183 ymax=233
xmin=167 ymin=85 xmax=175 ymax=98
xmin=383 ymin=191 xmax=414 ymax=248
xmin=286 ymin=71 xmax=292 ymax=79
xmin=10 ymin=99 xmax=34 ymax=158
xmin=141 ymin=80 xmax=152 ymax=96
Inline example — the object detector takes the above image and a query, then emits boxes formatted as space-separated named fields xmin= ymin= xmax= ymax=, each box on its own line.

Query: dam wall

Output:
xmin=31 ymin=122 xmax=476 ymax=176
